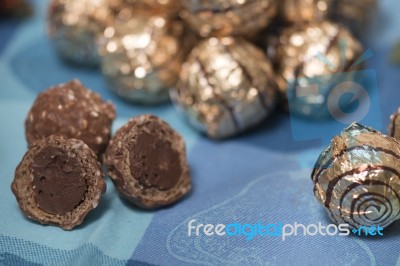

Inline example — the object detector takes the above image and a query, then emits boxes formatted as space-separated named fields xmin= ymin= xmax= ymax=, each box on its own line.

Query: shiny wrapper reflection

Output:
xmin=124 ymin=0 xmax=180 ymax=16
xmin=272 ymin=21 xmax=363 ymax=118
xmin=171 ymin=37 xmax=277 ymax=139
xmin=179 ymin=0 xmax=277 ymax=38
xmin=279 ymin=0 xmax=331 ymax=23
xmin=312 ymin=123 xmax=400 ymax=229
xmin=47 ymin=0 xmax=118 ymax=66
xmin=99 ymin=14 xmax=191 ymax=104
xmin=388 ymin=108 xmax=400 ymax=141
xmin=330 ymin=0 xmax=377 ymax=36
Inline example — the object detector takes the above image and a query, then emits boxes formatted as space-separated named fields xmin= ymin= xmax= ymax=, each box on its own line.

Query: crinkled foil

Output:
xmin=312 ymin=123 xmax=400 ymax=229
xmin=179 ymin=0 xmax=277 ymax=38
xmin=279 ymin=0 xmax=331 ymax=23
xmin=389 ymin=108 xmax=400 ymax=140
xmin=171 ymin=37 xmax=277 ymax=139
xmin=47 ymin=0 xmax=119 ymax=66
xmin=330 ymin=0 xmax=377 ymax=36
xmin=124 ymin=0 xmax=180 ymax=17
xmin=272 ymin=21 xmax=363 ymax=118
xmin=99 ymin=12 xmax=193 ymax=104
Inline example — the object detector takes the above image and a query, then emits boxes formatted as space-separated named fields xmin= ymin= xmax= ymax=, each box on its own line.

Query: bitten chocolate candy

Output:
xmin=312 ymin=123 xmax=400 ymax=229
xmin=171 ymin=37 xmax=277 ymax=139
xmin=104 ymin=115 xmax=191 ymax=208
xmin=12 ymin=135 xmax=106 ymax=230
xmin=25 ymin=80 xmax=116 ymax=156
xmin=179 ymin=0 xmax=277 ymax=38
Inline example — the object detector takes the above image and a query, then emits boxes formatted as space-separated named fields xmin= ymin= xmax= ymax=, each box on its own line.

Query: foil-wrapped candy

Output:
xmin=47 ymin=0 xmax=119 ymax=66
xmin=330 ymin=0 xmax=377 ymax=36
xmin=312 ymin=123 xmax=400 ymax=229
xmin=99 ymin=12 xmax=192 ymax=104
xmin=179 ymin=0 xmax=278 ymax=38
xmin=124 ymin=0 xmax=180 ymax=17
xmin=279 ymin=0 xmax=331 ymax=23
xmin=171 ymin=37 xmax=277 ymax=139
xmin=272 ymin=20 xmax=363 ymax=118
xmin=389 ymin=108 xmax=400 ymax=140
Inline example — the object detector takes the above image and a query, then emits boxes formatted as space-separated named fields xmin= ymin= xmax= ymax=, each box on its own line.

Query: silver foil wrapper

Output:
xmin=179 ymin=0 xmax=278 ymax=38
xmin=171 ymin=37 xmax=277 ymax=139
xmin=312 ymin=123 xmax=400 ymax=229
xmin=47 ymin=0 xmax=119 ymax=66
xmin=99 ymin=12 xmax=192 ymax=104
xmin=279 ymin=0 xmax=331 ymax=23
xmin=272 ymin=20 xmax=363 ymax=118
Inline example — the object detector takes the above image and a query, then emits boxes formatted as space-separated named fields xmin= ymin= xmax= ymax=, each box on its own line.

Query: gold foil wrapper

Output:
xmin=124 ymin=0 xmax=180 ymax=16
xmin=47 ymin=0 xmax=119 ymax=66
xmin=312 ymin=123 xmax=400 ymax=229
xmin=330 ymin=0 xmax=377 ymax=35
xmin=279 ymin=0 xmax=331 ymax=23
xmin=171 ymin=37 xmax=277 ymax=139
xmin=99 ymin=12 xmax=192 ymax=104
xmin=272 ymin=21 xmax=363 ymax=117
xmin=389 ymin=108 xmax=400 ymax=140
xmin=179 ymin=0 xmax=278 ymax=38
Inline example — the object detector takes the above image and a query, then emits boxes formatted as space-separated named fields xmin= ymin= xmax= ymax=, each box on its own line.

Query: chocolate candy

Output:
xmin=272 ymin=21 xmax=363 ymax=118
xmin=47 ymin=0 xmax=118 ymax=66
xmin=12 ymin=135 xmax=106 ymax=230
xmin=312 ymin=123 xmax=400 ymax=229
xmin=279 ymin=0 xmax=331 ymax=23
xmin=171 ymin=37 xmax=276 ymax=139
xmin=104 ymin=115 xmax=191 ymax=208
xmin=179 ymin=0 xmax=277 ymax=38
xmin=25 ymin=80 xmax=116 ymax=156
xmin=99 ymin=13 xmax=192 ymax=104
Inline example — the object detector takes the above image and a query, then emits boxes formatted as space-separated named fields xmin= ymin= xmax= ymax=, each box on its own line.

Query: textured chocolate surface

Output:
xmin=32 ymin=146 xmax=86 ymax=215
xmin=25 ymin=80 xmax=115 ymax=155
xmin=12 ymin=135 xmax=106 ymax=230
xmin=129 ymin=130 xmax=182 ymax=190
xmin=104 ymin=114 xmax=191 ymax=208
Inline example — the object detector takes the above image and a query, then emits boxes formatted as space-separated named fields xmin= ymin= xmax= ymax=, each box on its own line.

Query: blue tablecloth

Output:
xmin=1 ymin=0 xmax=400 ymax=265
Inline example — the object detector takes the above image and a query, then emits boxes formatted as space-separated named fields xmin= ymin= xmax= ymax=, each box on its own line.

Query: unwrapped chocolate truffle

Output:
xmin=25 ymin=80 xmax=116 ymax=155
xmin=272 ymin=21 xmax=363 ymax=118
xmin=179 ymin=0 xmax=277 ymax=38
xmin=279 ymin=0 xmax=331 ymax=23
xmin=171 ymin=37 xmax=277 ymax=139
xmin=312 ymin=123 xmax=400 ymax=229
xmin=104 ymin=115 xmax=191 ymax=208
xmin=99 ymin=13 xmax=192 ymax=104
xmin=12 ymin=135 xmax=106 ymax=230
xmin=47 ymin=0 xmax=118 ymax=66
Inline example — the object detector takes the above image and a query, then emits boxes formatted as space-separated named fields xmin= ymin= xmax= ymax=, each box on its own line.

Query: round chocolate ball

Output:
xmin=47 ymin=0 xmax=118 ymax=66
xmin=271 ymin=21 xmax=363 ymax=118
xmin=25 ymin=80 xmax=116 ymax=156
xmin=99 ymin=13 xmax=192 ymax=104
xmin=171 ymin=37 xmax=277 ymax=139
xmin=104 ymin=115 xmax=191 ymax=209
xmin=179 ymin=0 xmax=278 ymax=38
xmin=12 ymin=135 xmax=106 ymax=230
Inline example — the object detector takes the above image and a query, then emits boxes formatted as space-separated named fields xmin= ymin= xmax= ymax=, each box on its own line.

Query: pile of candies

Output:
xmin=47 ymin=0 xmax=377 ymax=139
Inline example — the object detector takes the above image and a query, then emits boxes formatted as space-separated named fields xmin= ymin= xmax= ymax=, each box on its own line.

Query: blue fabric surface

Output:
xmin=1 ymin=0 xmax=400 ymax=265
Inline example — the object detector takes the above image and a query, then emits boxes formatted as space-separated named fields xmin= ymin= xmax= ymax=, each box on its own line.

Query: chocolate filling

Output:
xmin=32 ymin=146 xmax=87 ymax=215
xmin=129 ymin=131 xmax=182 ymax=190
